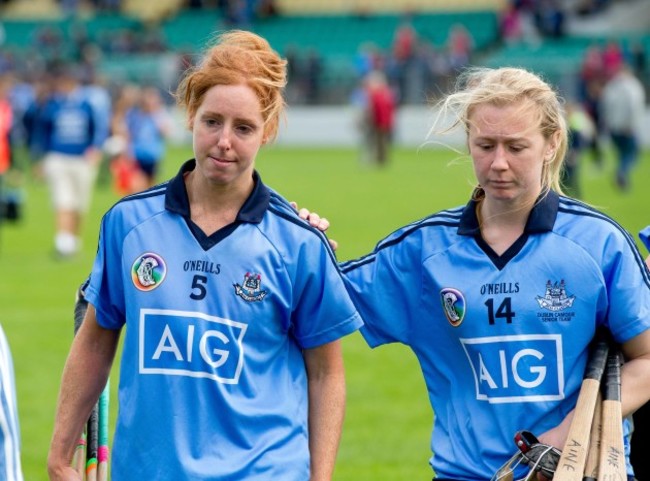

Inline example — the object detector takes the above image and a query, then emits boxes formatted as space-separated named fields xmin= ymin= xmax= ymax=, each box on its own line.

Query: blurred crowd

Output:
xmin=0 ymin=0 xmax=647 ymax=217
xmin=0 ymin=58 xmax=171 ymax=257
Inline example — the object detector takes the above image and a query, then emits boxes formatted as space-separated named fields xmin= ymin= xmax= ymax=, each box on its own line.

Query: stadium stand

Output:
xmin=0 ymin=0 xmax=646 ymax=104
xmin=121 ymin=0 xmax=184 ymax=22
xmin=274 ymin=0 xmax=505 ymax=14
xmin=482 ymin=34 xmax=649 ymax=91
xmin=0 ymin=2 xmax=502 ymax=101
xmin=0 ymin=0 xmax=61 ymax=19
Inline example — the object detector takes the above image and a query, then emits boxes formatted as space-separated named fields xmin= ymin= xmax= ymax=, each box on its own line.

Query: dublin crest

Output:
xmin=536 ymin=280 xmax=575 ymax=312
xmin=234 ymin=272 xmax=268 ymax=302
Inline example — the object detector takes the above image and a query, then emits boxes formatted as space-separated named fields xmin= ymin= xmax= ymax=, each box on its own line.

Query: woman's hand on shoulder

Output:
xmin=291 ymin=202 xmax=338 ymax=251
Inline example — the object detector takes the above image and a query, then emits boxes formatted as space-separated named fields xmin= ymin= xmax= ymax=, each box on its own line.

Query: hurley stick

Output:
xmin=86 ymin=403 xmax=99 ymax=481
xmin=97 ymin=381 xmax=110 ymax=481
xmin=597 ymin=350 xmax=626 ymax=480
xmin=582 ymin=390 xmax=602 ymax=481
xmin=72 ymin=285 xmax=88 ymax=477
xmin=554 ymin=339 xmax=609 ymax=481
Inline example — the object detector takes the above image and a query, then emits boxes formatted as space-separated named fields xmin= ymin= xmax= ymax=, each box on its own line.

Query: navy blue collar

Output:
xmin=164 ymin=159 xmax=270 ymax=224
xmin=457 ymin=189 xmax=560 ymax=237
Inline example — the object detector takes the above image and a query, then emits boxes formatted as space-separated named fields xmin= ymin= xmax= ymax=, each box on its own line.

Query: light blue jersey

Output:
xmin=0 ymin=325 xmax=23 ymax=481
xmin=640 ymin=225 xmax=650 ymax=252
xmin=341 ymin=191 xmax=650 ymax=480
xmin=85 ymin=160 xmax=362 ymax=481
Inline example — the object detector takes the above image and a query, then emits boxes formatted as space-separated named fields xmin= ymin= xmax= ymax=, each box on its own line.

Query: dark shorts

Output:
xmin=135 ymin=159 xmax=159 ymax=179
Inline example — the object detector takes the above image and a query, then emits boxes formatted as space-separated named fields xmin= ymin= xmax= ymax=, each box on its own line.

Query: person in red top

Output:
xmin=363 ymin=71 xmax=396 ymax=166
xmin=0 ymin=74 xmax=14 ymax=226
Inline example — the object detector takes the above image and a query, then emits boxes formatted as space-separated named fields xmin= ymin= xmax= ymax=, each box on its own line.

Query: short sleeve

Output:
xmin=639 ymin=226 xmax=650 ymax=252
xmin=603 ymin=227 xmax=650 ymax=342
xmin=289 ymin=238 xmax=363 ymax=349
xmin=84 ymin=210 xmax=127 ymax=330
xmin=341 ymin=234 xmax=421 ymax=348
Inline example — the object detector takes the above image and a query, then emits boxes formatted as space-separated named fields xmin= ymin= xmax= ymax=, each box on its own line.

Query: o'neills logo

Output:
xmin=132 ymin=253 xmax=167 ymax=291
xmin=440 ymin=287 xmax=466 ymax=327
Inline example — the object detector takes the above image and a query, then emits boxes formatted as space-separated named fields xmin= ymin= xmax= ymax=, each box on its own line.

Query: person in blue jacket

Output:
xmin=41 ymin=63 xmax=102 ymax=258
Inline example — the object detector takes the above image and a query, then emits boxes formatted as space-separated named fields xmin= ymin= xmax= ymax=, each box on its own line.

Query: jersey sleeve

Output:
xmin=341 ymin=230 xmax=422 ymax=348
xmin=84 ymin=209 xmax=127 ymax=330
xmin=602 ymin=227 xmax=650 ymax=342
xmin=288 ymin=235 xmax=363 ymax=350
xmin=640 ymin=226 xmax=650 ymax=252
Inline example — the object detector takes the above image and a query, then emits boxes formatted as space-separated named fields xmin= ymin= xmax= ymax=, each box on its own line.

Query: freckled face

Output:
xmin=190 ymin=83 xmax=266 ymax=189
xmin=468 ymin=102 xmax=554 ymax=206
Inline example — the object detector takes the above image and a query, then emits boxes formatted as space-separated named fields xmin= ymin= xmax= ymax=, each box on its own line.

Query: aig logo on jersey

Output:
xmin=132 ymin=253 xmax=167 ymax=291
xmin=139 ymin=309 xmax=247 ymax=384
xmin=460 ymin=334 xmax=564 ymax=403
xmin=440 ymin=288 xmax=466 ymax=327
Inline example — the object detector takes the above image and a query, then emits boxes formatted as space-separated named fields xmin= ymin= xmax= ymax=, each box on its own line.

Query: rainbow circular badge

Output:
xmin=440 ymin=287 xmax=466 ymax=327
xmin=131 ymin=253 xmax=167 ymax=291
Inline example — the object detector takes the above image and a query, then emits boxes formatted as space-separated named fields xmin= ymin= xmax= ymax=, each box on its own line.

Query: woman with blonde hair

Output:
xmin=304 ymin=66 xmax=650 ymax=480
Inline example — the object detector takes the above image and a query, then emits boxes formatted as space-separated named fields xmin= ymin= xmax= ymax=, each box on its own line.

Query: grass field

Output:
xmin=1 ymin=143 xmax=649 ymax=480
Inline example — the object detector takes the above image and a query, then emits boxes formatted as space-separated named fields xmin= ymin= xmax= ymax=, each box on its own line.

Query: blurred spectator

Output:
xmin=34 ymin=25 xmax=64 ymax=56
xmin=578 ymin=45 xmax=606 ymax=168
xmin=106 ymin=83 xmax=141 ymax=195
xmin=600 ymin=62 xmax=646 ymax=191
xmin=304 ymin=48 xmax=322 ymax=104
xmin=257 ymin=0 xmax=279 ymax=19
xmin=7 ymin=73 xmax=35 ymax=149
xmin=533 ymin=0 xmax=565 ymax=38
xmin=224 ymin=0 xmax=254 ymax=27
xmin=359 ymin=71 xmax=396 ymax=167
xmin=562 ymin=102 xmax=595 ymax=198
xmin=419 ymin=41 xmax=452 ymax=99
xmin=80 ymin=73 xmax=111 ymax=151
xmin=391 ymin=19 xmax=417 ymax=104
xmin=499 ymin=3 xmax=523 ymax=45
xmin=576 ymin=0 xmax=611 ymax=15
xmin=40 ymin=63 xmax=103 ymax=258
xmin=393 ymin=20 xmax=417 ymax=64
xmin=602 ymin=40 xmax=624 ymax=76
xmin=446 ymin=23 xmax=474 ymax=72
xmin=628 ymin=40 xmax=647 ymax=92
xmin=123 ymin=86 xmax=171 ymax=191
xmin=0 ymin=74 xmax=13 ymax=224
xmin=22 ymin=78 xmax=52 ymax=170
xmin=354 ymin=42 xmax=381 ymax=79
xmin=284 ymin=44 xmax=306 ymax=104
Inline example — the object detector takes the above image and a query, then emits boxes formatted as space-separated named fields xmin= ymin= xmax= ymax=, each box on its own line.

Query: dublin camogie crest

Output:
xmin=234 ymin=272 xmax=268 ymax=302
xmin=132 ymin=253 xmax=167 ymax=291
xmin=440 ymin=287 xmax=466 ymax=327
xmin=536 ymin=280 xmax=575 ymax=312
